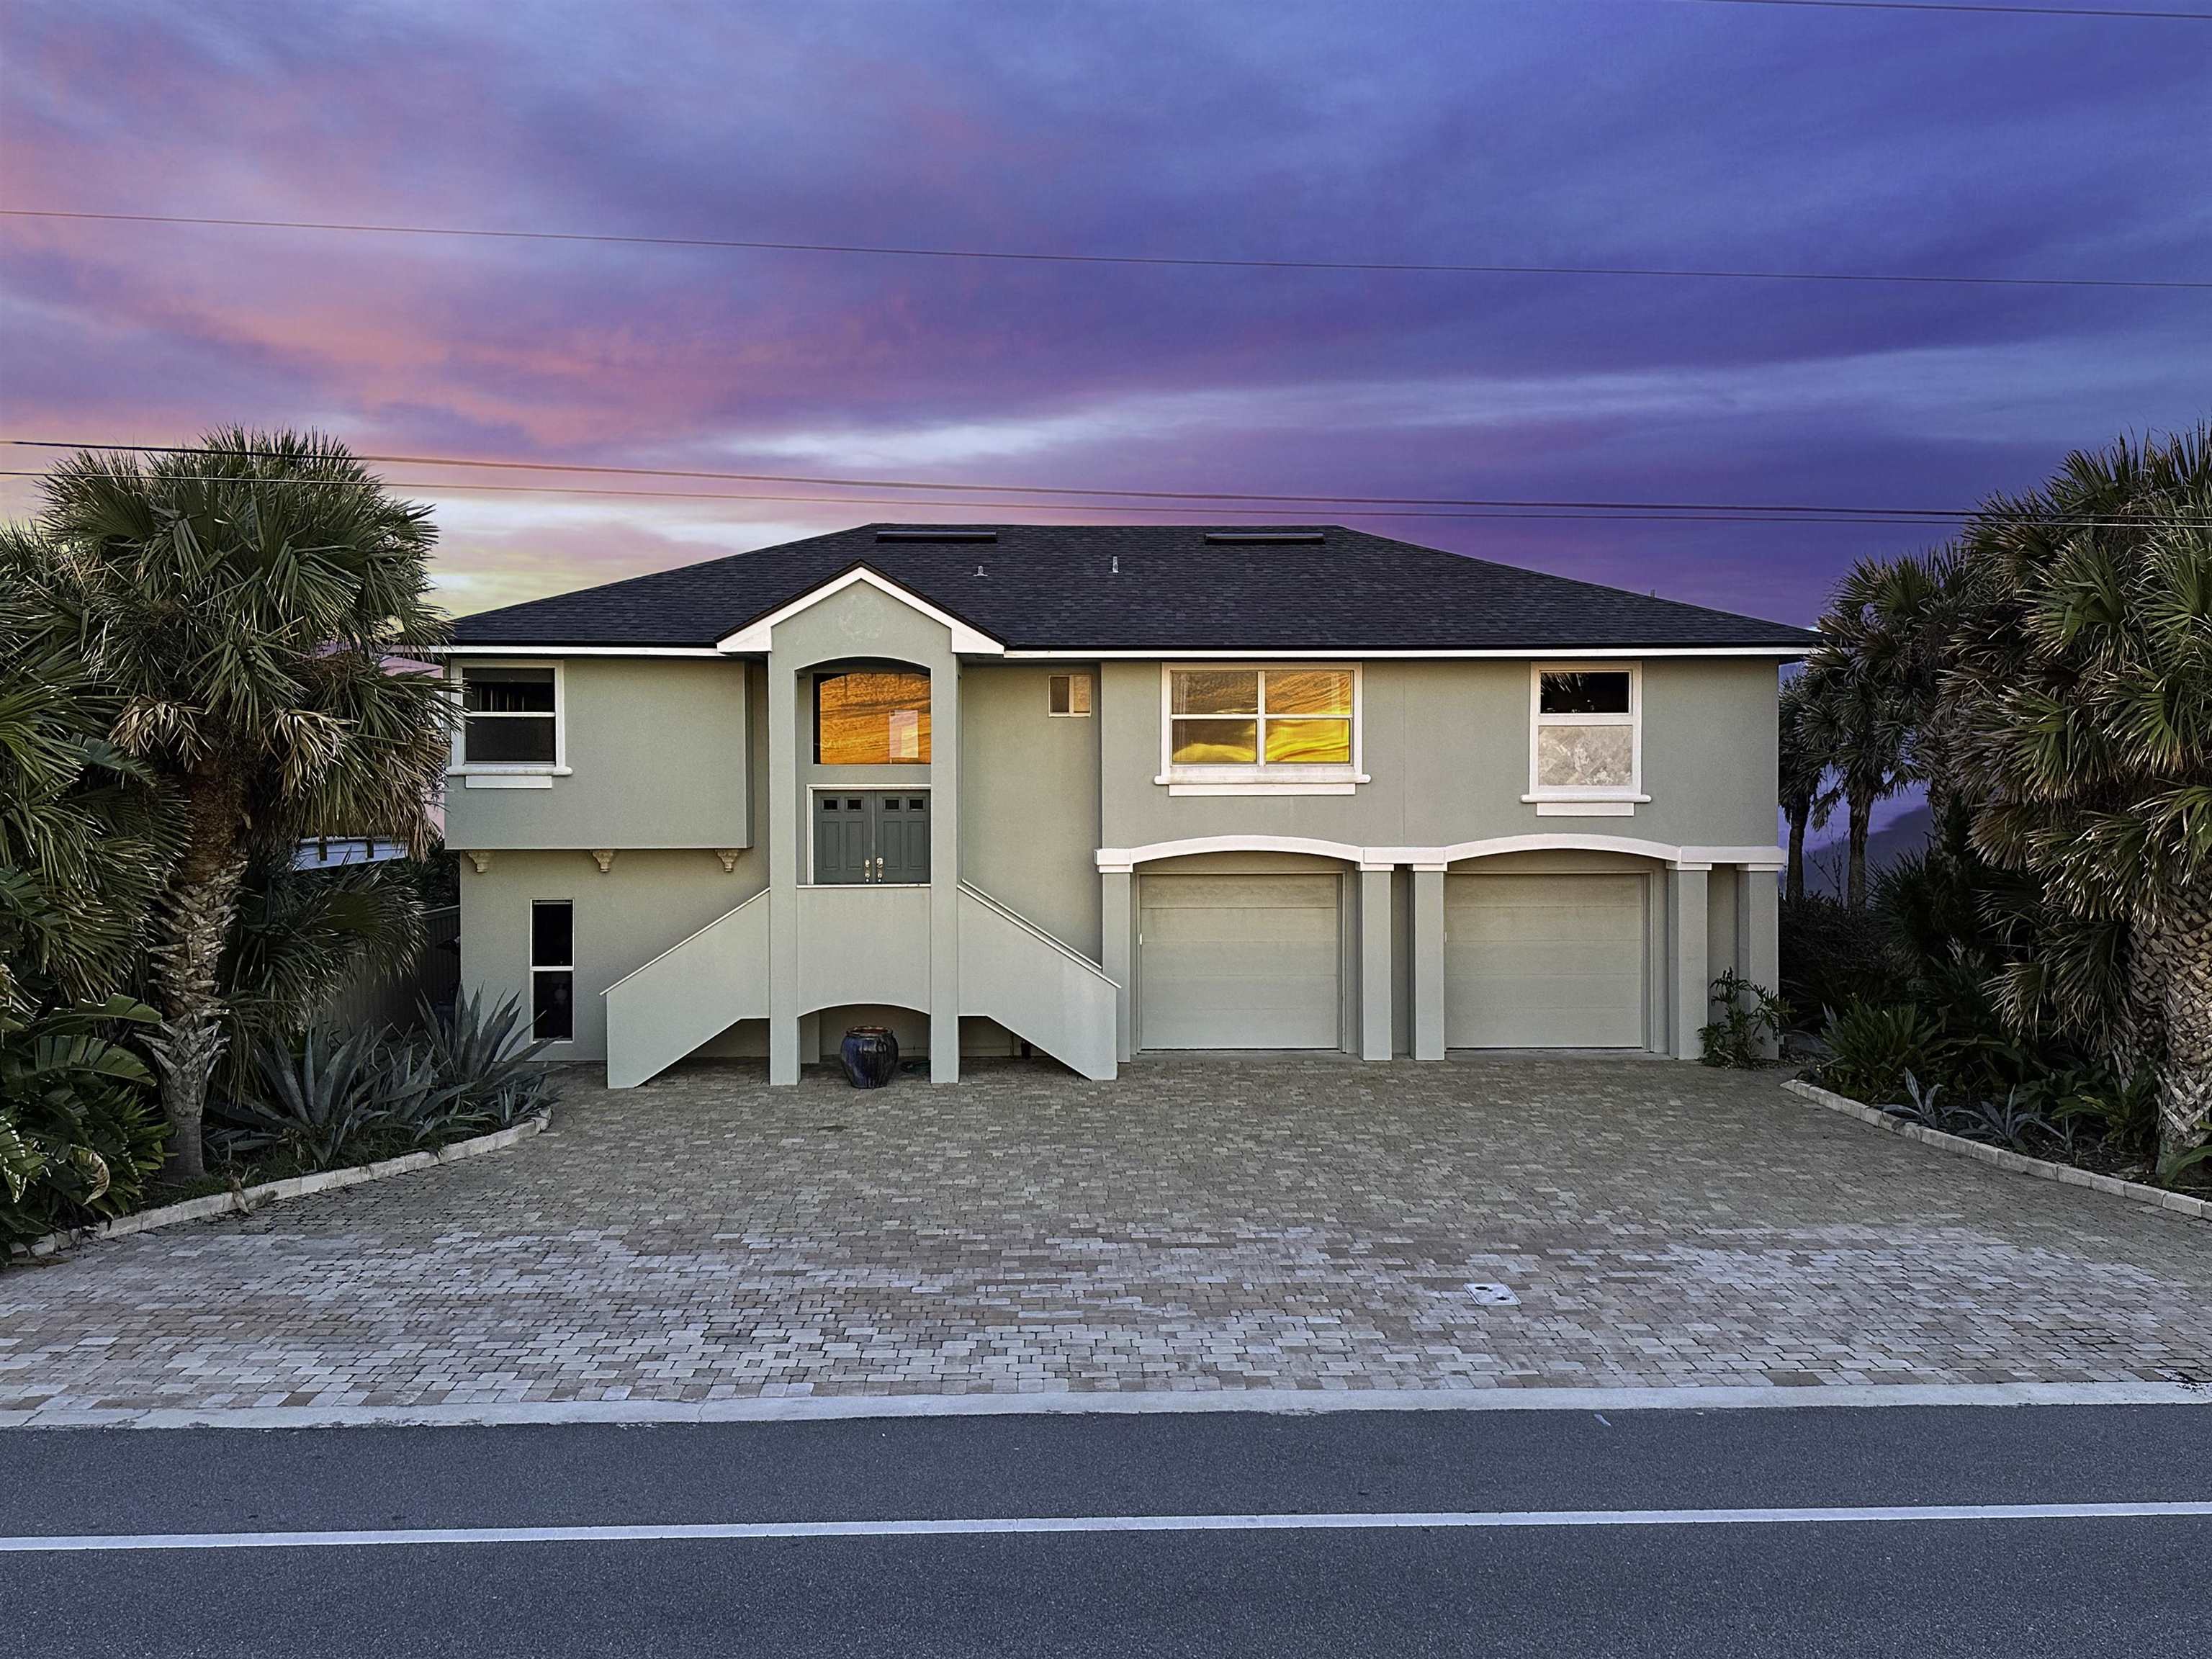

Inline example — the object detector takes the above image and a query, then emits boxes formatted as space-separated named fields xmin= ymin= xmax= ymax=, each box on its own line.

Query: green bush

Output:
xmin=1815 ymin=1002 xmax=1951 ymax=1102
xmin=1 ymin=996 xmax=168 ymax=1244
xmin=1778 ymin=893 xmax=1894 ymax=1028
xmin=1699 ymin=972 xmax=1788 ymax=1069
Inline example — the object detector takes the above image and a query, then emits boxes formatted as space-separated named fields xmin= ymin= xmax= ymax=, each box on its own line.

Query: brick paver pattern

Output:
xmin=5 ymin=1056 xmax=2209 ymax=1413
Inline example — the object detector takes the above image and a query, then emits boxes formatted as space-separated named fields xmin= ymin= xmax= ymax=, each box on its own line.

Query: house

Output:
xmin=431 ymin=524 xmax=1816 ymax=1087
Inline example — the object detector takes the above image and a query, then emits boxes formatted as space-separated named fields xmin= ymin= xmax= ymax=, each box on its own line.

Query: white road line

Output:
xmin=6 ymin=1501 xmax=2210 ymax=1553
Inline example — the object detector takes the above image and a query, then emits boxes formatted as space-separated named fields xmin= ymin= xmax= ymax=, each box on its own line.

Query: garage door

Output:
xmin=1445 ymin=873 xmax=1647 ymax=1048
xmin=1138 ymin=875 xmax=1341 ymax=1049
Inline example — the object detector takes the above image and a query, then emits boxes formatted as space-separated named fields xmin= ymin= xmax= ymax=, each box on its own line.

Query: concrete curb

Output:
xmin=1783 ymin=1079 xmax=2209 ymax=1223
xmin=3 ymin=1378 xmax=2206 ymax=1431
xmin=9 ymin=1115 xmax=549 ymax=1262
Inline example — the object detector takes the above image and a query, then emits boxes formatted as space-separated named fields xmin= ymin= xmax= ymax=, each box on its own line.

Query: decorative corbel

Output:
xmin=462 ymin=850 xmax=493 ymax=876
xmin=713 ymin=848 xmax=742 ymax=873
xmin=589 ymin=849 xmax=616 ymax=874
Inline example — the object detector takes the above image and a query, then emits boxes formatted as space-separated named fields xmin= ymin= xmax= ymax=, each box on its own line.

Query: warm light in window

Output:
xmin=815 ymin=670 xmax=931 ymax=765
xmin=1169 ymin=667 xmax=1352 ymax=769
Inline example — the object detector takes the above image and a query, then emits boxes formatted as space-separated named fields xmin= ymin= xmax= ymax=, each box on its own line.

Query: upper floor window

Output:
xmin=1048 ymin=673 xmax=1092 ymax=716
xmin=1159 ymin=665 xmax=1362 ymax=794
xmin=459 ymin=664 xmax=561 ymax=769
xmin=814 ymin=669 xmax=930 ymax=765
xmin=1529 ymin=664 xmax=1641 ymax=799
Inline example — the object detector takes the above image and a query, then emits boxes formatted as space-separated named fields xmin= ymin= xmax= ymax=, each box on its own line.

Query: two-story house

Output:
xmin=433 ymin=524 xmax=1815 ymax=1087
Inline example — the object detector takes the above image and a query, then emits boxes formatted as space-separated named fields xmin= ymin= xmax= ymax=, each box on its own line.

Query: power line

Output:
xmin=1676 ymin=0 xmax=2212 ymax=19
xmin=4 ymin=208 xmax=2203 ymax=293
xmin=0 ymin=469 xmax=2174 ymax=531
xmin=0 ymin=438 xmax=2121 ymax=521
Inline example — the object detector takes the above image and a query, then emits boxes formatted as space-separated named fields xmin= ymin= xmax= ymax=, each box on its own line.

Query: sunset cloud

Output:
xmin=3 ymin=0 xmax=2203 ymax=624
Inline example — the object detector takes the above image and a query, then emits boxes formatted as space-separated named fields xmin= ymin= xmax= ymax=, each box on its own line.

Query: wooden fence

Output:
xmin=320 ymin=905 xmax=461 ymax=1033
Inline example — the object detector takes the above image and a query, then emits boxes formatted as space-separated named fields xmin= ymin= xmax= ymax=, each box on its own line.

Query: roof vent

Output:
xmin=876 ymin=529 xmax=997 ymax=543
xmin=1203 ymin=530 xmax=1326 ymax=544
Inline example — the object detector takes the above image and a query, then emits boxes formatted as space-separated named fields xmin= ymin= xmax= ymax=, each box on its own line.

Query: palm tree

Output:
xmin=0 ymin=583 xmax=174 ymax=1012
xmin=1943 ymin=424 xmax=2212 ymax=1162
xmin=1802 ymin=552 xmax=1957 ymax=909
xmin=11 ymin=431 xmax=451 ymax=1178
xmin=1777 ymin=673 xmax=1833 ymax=907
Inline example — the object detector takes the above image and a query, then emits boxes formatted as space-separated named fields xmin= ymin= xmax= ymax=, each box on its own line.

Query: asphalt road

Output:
xmin=6 ymin=1403 xmax=2208 ymax=1657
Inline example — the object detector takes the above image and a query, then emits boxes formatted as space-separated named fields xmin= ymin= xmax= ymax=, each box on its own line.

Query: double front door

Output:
xmin=813 ymin=791 xmax=930 ymax=884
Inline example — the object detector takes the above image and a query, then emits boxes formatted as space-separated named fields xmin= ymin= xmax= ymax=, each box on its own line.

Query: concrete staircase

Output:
xmin=601 ymin=883 xmax=1118 ymax=1087
xmin=957 ymin=883 xmax=1118 ymax=1081
xmin=603 ymin=889 xmax=769 ymax=1088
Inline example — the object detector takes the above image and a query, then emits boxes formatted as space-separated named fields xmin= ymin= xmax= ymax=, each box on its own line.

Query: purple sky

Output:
xmin=4 ymin=0 xmax=2206 ymax=646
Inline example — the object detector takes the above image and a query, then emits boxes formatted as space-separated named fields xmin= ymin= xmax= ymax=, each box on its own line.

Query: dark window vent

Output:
xmin=875 ymin=529 xmax=998 ymax=543
xmin=1203 ymin=530 xmax=1326 ymax=544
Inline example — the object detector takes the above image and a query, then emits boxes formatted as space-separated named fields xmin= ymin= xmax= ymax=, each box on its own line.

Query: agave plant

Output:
xmin=213 ymin=1025 xmax=456 ymax=1171
xmin=417 ymin=989 xmax=558 ymax=1128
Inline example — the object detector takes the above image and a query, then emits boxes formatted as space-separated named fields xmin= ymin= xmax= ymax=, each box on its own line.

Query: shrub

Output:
xmin=1815 ymin=1002 xmax=1951 ymax=1102
xmin=1 ymin=996 xmax=168 ymax=1244
xmin=1778 ymin=893 xmax=1894 ymax=1029
xmin=1699 ymin=972 xmax=1788 ymax=1069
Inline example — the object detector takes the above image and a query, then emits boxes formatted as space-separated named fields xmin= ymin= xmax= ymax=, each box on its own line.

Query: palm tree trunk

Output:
xmin=2150 ymin=871 xmax=2212 ymax=1165
xmin=148 ymin=785 xmax=248 ymax=1182
xmin=1845 ymin=793 xmax=1873 ymax=912
xmin=1785 ymin=807 xmax=1807 ymax=907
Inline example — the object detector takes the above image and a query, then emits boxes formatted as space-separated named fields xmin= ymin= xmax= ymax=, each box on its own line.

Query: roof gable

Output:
xmin=714 ymin=563 xmax=1005 ymax=655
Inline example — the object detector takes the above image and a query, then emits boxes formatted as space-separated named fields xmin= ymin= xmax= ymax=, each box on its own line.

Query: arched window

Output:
xmin=814 ymin=669 xmax=930 ymax=765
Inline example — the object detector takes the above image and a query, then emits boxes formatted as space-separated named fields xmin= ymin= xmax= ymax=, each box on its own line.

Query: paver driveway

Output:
xmin=4 ymin=1055 xmax=2208 ymax=1415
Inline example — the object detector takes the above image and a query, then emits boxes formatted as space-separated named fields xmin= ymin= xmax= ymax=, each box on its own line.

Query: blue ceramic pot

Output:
xmin=839 ymin=1026 xmax=899 ymax=1089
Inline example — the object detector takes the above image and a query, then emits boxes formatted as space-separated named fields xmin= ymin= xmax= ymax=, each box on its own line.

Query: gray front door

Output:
xmin=811 ymin=792 xmax=930 ymax=884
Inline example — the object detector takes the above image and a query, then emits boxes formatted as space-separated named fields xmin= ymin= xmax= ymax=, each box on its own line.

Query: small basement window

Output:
xmin=531 ymin=900 xmax=574 ymax=1043
xmin=1049 ymin=673 xmax=1092 ymax=716
xmin=459 ymin=665 xmax=560 ymax=768
xmin=1530 ymin=664 xmax=1641 ymax=798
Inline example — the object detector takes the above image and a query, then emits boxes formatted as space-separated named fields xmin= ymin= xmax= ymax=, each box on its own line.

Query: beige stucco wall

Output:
xmin=447 ymin=657 xmax=752 ymax=850
xmin=960 ymin=662 xmax=1102 ymax=956
xmin=459 ymin=846 xmax=765 ymax=1063
xmin=1097 ymin=657 xmax=1779 ymax=852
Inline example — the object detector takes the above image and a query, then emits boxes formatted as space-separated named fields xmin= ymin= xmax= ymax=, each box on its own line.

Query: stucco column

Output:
xmin=929 ymin=660 xmax=961 ymax=1083
xmin=1100 ymin=868 xmax=1134 ymax=1061
xmin=1410 ymin=866 xmax=1446 ymax=1061
xmin=1359 ymin=865 xmax=1394 ymax=1061
xmin=1737 ymin=864 xmax=1781 ymax=1058
xmin=1666 ymin=863 xmax=1711 ymax=1060
xmin=765 ymin=652 xmax=801 ymax=1084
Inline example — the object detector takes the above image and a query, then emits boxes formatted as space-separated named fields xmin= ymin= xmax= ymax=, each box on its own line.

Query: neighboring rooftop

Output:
xmin=447 ymin=523 xmax=1819 ymax=652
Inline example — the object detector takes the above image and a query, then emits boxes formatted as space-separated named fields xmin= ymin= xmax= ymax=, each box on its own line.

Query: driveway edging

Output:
xmin=8 ymin=1116 xmax=550 ymax=1262
xmin=1782 ymin=1079 xmax=2208 ymax=1223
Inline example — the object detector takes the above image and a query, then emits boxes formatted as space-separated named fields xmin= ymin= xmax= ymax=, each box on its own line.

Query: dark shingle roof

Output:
xmin=449 ymin=524 xmax=1817 ymax=652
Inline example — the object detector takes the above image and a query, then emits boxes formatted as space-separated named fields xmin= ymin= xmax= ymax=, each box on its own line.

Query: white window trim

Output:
xmin=529 ymin=899 xmax=575 ymax=1047
xmin=1526 ymin=661 xmax=1644 ymax=806
xmin=449 ymin=660 xmax=571 ymax=778
xmin=1156 ymin=663 xmax=1367 ymax=796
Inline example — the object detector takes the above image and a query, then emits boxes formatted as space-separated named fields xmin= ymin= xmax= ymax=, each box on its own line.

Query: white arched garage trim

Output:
xmin=1097 ymin=835 xmax=1374 ymax=873
xmin=1099 ymin=833 xmax=1784 ymax=873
